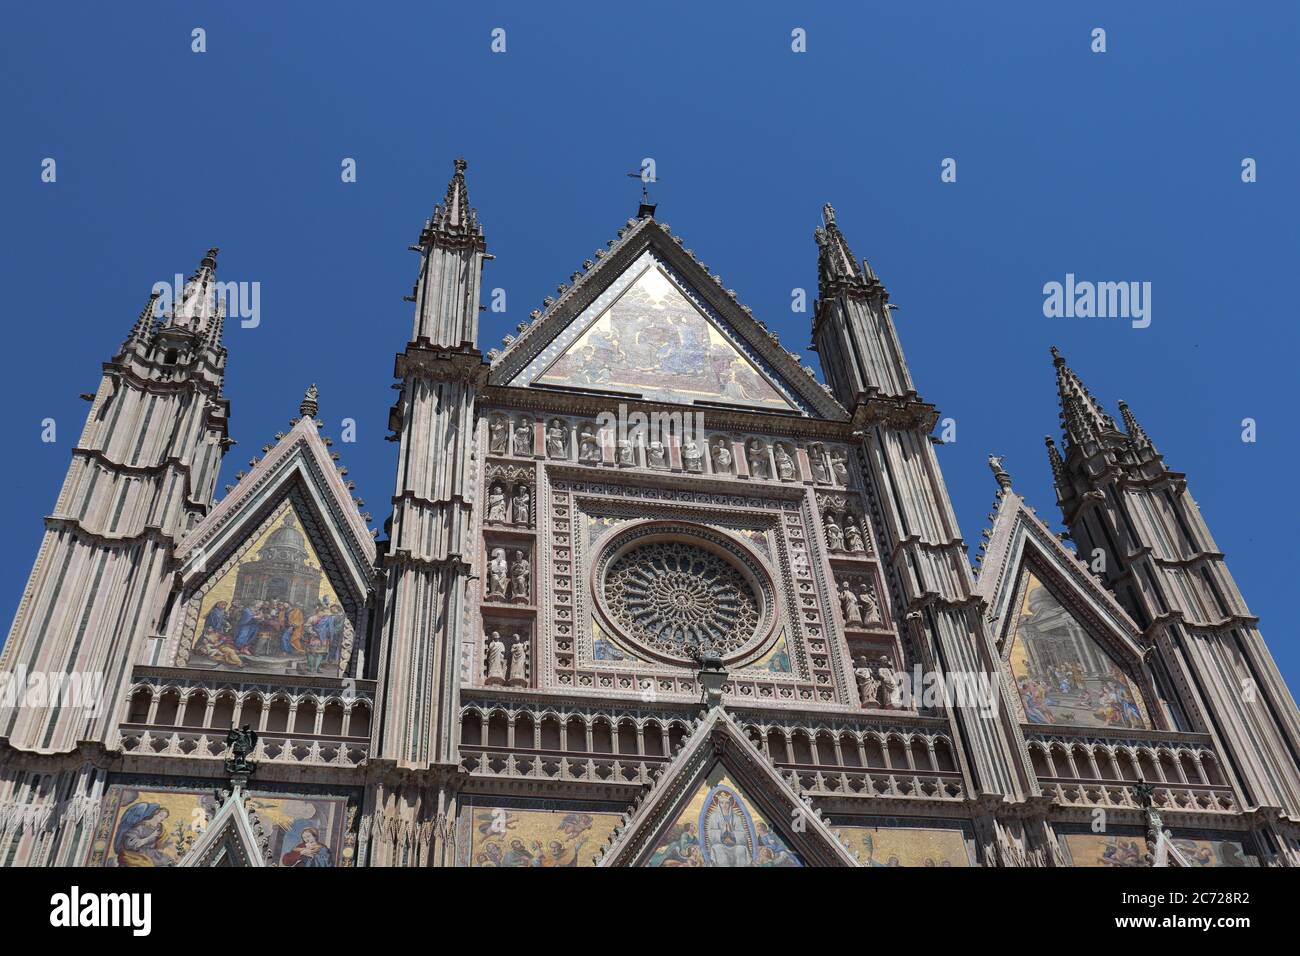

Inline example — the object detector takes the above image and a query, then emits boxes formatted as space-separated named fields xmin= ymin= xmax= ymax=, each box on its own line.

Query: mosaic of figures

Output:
xmin=486 ymin=412 xmax=851 ymax=489
xmin=88 ymin=785 xmax=349 ymax=867
xmin=647 ymin=766 xmax=803 ymax=866
xmin=838 ymin=820 xmax=976 ymax=867
xmin=1008 ymin=572 xmax=1150 ymax=730
xmin=455 ymin=804 xmax=620 ymax=867
xmin=1060 ymin=831 xmax=1258 ymax=867
xmin=191 ymin=506 xmax=350 ymax=677
xmin=534 ymin=265 xmax=793 ymax=409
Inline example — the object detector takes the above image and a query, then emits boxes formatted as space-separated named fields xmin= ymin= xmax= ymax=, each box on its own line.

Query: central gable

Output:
xmin=525 ymin=257 xmax=798 ymax=411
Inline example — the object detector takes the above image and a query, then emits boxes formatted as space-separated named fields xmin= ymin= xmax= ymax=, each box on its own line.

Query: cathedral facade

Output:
xmin=2 ymin=161 xmax=1298 ymax=868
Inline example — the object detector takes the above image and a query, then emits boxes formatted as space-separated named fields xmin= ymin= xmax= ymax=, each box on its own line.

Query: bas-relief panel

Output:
xmin=1008 ymin=572 xmax=1149 ymax=730
xmin=839 ymin=821 xmax=975 ymax=867
xmin=536 ymin=266 xmax=794 ymax=410
xmin=87 ymin=785 xmax=349 ymax=867
xmin=646 ymin=766 xmax=803 ymax=867
xmin=455 ymin=806 xmax=620 ymax=867
xmin=1061 ymin=831 xmax=1259 ymax=867
xmin=191 ymin=504 xmax=348 ymax=677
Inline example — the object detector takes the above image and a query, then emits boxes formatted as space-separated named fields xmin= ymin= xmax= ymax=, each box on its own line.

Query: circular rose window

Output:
xmin=592 ymin=522 xmax=776 ymax=666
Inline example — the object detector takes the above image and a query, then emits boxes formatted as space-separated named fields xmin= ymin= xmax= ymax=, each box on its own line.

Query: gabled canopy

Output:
xmin=489 ymin=216 xmax=846 ymax=420
xmin=976 ymin=483 xmax=1162 ymax=732
xmin=594 ymin=706 xmax=859 ymax=867
xmin=179 ymin=783 xmax=266 ymax=867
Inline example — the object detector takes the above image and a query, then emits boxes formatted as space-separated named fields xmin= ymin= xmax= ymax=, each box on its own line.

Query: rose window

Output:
xmin=602 ymin=540 xmax=762 ymax=660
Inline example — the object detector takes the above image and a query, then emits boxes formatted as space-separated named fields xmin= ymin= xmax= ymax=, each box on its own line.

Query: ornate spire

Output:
xmin=814 ymin=203 xmax=878 ymax=294
xmin=1052 ymin=346 xmax=1117 ymax=449
xmin=121 ymin=290 xmax=161 ymax=353
xmin=299 ymin=383 xmax=319 ymax=419
xmin=1044 ymin=435 xmax=1066 ymax=489
xmin=168 ymin=247 xmax=220 ymax=331
xmin=420 ymin=158 xmax=484 ymax=250
xmin=1117 ymin=399 xmax=1152 ymax=448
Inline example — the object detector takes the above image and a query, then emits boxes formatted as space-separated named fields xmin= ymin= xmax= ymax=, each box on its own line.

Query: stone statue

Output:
xmin=579 ymin=425 xmax=601 ymax=463
xmin=513 ymin=484 xmax=530 ymax=525
xmin=487 ymin=483 xmax=507 ymax=522
xmin=617 ymin=439 xmax=635 ymax=466
xmin=513 ymin=417 xmax=534 ymax=456
xmin=839 ymin=580 xmax=862 ymax=624
xmin=774 ymin=443 xmax=795 ymax=481
xmin=225 ymin=724 xmax=258 ymax=775
xmin=830 ymin=449 xmax=849 ymax=484
xmin=508 ymin=636 xmax=528 ymax=686
xmin=878 ymin=655 xmax=903 ymax=709
xmin=857 ymin=582 xmax=880 ymax=624
xmin=488 ymin=416 xmax=508 ymax=454
xmin=682 ymin=440 xmax=703 ymax=473
xmin=810 ymin=447 xmax=830 ymax=484
xmin=647 ymin=440 xmax=667 ymax=469
xmin=485 ymin=632 xmax=507 ymax=684
xmin=711 ymin=439 xmax=733 ymax=474
xmin=547 ymin=419 xmax=570 ymax=458
xmin=824 ymin=513 xmax=845 ymax=551
xmin=486 ymin=547 xmax=508 ymax=599
xmin=747 ymin=440 xmax=767 ymax=478
xmin=844 ymin=516 xmax=865 ymax=553
xmin=854 ymin=658 xmax=880 ymax=709
xmin=509 ymin=550 xmax=531 ymax=602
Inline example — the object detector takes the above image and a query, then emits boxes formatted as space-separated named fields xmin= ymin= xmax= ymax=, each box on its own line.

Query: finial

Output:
xmin=987 ymin=454 xmax=1012 ymax=490
xmin=299 ymin=383 xmax=319 ymax=419
xmin=453 ymin=157 xmax=467 ymax=174
xmin=1050 ymin=344 xmax=1065 ymax=365
xmin=822 ymin=202 xmax=836 ymax=225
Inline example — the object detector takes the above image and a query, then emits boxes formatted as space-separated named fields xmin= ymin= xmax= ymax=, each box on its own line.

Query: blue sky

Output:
xmin=1 ymin=3 xmax=1295 ymax=691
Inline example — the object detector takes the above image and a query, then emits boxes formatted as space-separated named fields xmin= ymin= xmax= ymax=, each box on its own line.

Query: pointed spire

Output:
xmin=420 ymin=158 xmax=485 ymax=250
xmin=169 ymin=247 xmax=220 ymax=331
xmin=121 ymin=290 xmax=161 ymax=353
xmin=814 ymin=203 xmax=879 ymax=295
xmin=1117 ymin=399 xmax=1152 ymax=447
xmin=1051 ymin=346 xmax=1118 ymax=449
xmin=1045 ymin=435 xmax=1066 ymax=489
xmin=299 ymin=383 xmax=319 ymax=419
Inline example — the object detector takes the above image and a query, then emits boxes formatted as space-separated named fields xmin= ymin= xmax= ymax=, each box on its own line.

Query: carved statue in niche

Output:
xmin=746 ymin=439 xmax=768 ymax=478
xmin=547 ymin=419 xmax=570 ymax=459
xmin=844 ymin=515 xmax=866 ymax=553
xmin=488 ymin=415 xmax=508 ymax=454
xmin=774 ymin=443 xmax=795 ymax=481
xmin=855 ymin=656 xmax=881 ymax=708
xmin=824 ymin=513 xmax=845 ymax=551
xmin=513 ymin=483 xmax=531 ymax=525
xmin=857 ymin=581 xmax=880 ymax=624
xmin=830 ymin=449 xmax=849 ymax=485
xmin=839 ymin=580 xmax=862 ymax=625
xmin=485 ymin=632 xmax=507 ymax=685
xmin=647 ymin=440 xmax=668 ymax=469
xmin=878 ymin=655 xmax=903 ymax=709
xmin=487 ymin=483 xmax=507 ymax=522
xmin=710 ymin=438 xmax=733 ymax=474
xmin=616 ymin=439 xmax=635 ymax=467
xmin=513 ymin=417 xmax=534 ymax=457
xmin=508 ymin=635 xmax=528 ymax=686
xmin=682 ymin=440 xmax=703 ymax=473
xmin=810 ymin=445 xmax=830 ymax=484
xmin=579 ymin=423 xmax=601 ymax=463
xmin=486 ymin=548 xmax=508 ymax=599
xmin=509 ymin=550 xmax=531 ymax=603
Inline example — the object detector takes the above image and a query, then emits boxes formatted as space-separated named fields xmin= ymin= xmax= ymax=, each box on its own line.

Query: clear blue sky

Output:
xmin=1 ymin=3 xmax=1295 ymax=692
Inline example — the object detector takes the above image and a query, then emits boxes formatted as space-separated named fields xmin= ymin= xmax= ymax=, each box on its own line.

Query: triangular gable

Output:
xmin=594 ymin=707 xmax=858 ymax=867
xmin=179 ymin=784 xmax=267 ymax=867
xmin=976 ymin=486 xmax=1161 ymax=732
xmin=163 ymin=413 xmax=376 ymax=677
xmin=488 ymin=217 xmax=846 ymax=420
